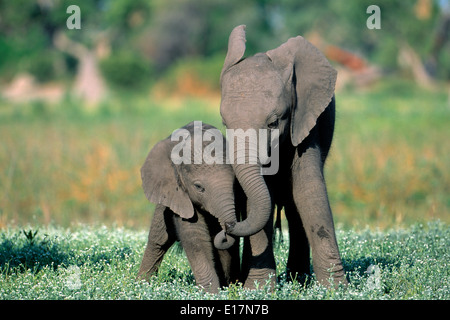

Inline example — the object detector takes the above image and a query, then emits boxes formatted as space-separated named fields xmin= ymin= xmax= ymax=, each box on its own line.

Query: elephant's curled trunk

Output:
xmin=226 ymin=162 xmax=272 ymax=237
xmin=213 ymin=141 xmax=272 ymax=248
xmin=211 ymin=185 xmax=238 ymax=250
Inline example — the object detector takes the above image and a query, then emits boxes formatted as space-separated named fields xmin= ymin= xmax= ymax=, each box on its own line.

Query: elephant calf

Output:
xmin=218 ymin=25 xmax=347 ymax=287
xmin=137 ymin=122 xmax=241 ymax=293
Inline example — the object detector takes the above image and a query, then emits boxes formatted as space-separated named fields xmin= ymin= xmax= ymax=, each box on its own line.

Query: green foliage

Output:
xmin=1 ymin=0 xmax=448 ymax=85
xmin=24 ymin=51 xmax=59 ymax=82
xmin=100 ymin=51 xmax=153 ymax=89
xmin=0 ymin=222 xmax=448 ymax=299
xmin=22 ymin=229 xmax=39 ymax=245
xmin=103 ymin=0 xmax=151 ymax=31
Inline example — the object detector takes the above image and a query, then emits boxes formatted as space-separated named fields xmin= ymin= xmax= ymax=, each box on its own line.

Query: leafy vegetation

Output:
xmin=1 ymin=1 xmax=448 ymax=85
xmin=0 ymin=222 xmax=448 ymax=299
xmin=99 ymin=51 xmax=153 ymax=89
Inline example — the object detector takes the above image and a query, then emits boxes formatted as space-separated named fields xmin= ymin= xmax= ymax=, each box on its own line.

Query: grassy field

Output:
xmin=0 ymin=79 xmax=449 ymax=229
xmin=0 ymin=222 xmax=448 ymax=299
xmin=0 ymin=80 xmax=449 ymax=299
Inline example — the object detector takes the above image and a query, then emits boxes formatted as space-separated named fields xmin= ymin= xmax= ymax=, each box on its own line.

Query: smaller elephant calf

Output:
xmin=137 ymin=122 xmax=241 ymax=293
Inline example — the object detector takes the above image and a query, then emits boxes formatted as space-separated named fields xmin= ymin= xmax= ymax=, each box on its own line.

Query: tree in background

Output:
xmin=0 ymin=0 xmax=152 ymax=101
xmin=0 ymin=0 xmax=448 ymax=98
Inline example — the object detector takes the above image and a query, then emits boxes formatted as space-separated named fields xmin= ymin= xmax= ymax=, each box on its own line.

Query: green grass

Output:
xmin=0 ymin=222 xmax=448 ymax=299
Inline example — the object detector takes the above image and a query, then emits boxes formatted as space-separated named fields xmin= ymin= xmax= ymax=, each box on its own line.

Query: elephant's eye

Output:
xmin=268 ymin=119 xmax=279 ymax=129
xmin=194 ymin=182 xmax=205 ymax=193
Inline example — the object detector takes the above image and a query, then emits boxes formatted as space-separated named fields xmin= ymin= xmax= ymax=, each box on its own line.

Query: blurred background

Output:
xmin=0 ymin=0 xmax=449 ymax=229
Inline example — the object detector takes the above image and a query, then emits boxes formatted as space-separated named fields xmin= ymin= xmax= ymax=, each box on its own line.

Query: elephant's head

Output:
xmin=219 ymin=25 xmax=337 ymax=237
xmin=141 ymin=122 xmax=237 ymax=250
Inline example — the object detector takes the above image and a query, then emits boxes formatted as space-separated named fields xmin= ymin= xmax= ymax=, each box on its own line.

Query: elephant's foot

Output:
xmin=243 ymin=268 xmax=276 ymax=291
xmin=313 ymin=260 xmax=348 ymax=288
xmin=196 ymin=275 xmax=221 ymax=294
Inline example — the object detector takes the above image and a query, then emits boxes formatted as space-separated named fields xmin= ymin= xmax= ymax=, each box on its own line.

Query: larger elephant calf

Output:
xmin=217 ymin=25 xmax=347 ymax=287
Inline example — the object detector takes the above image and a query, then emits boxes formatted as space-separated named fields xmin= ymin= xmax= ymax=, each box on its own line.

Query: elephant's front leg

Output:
xmin=175 ymin=214 xmax=221 ymax=293
xmin=137 ymin=205 xmax=176 ymax=281
xmin=292 ymin=143 xmax=347 ymax=287
xmin=242 ymin=214 xmax=276 ymax=290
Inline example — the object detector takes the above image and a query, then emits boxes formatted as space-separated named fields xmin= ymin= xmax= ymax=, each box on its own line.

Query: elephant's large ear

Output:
xmin=266 ymin=36 xmax=337 ymax=147
xmin=221 ymin=25 xmax=246 ymax=81
xmin=141 ymin=139 xmax=194 ymax=219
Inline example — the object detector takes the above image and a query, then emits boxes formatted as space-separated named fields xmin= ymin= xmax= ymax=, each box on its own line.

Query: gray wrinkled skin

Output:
xmin=219 ymin=25 xmax=347 ymax=288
